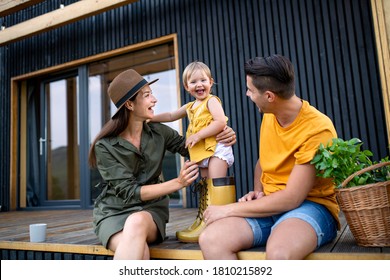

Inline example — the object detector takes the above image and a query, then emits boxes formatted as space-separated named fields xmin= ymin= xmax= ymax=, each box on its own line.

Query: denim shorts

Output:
xmin=245 ymin=200 xmax=337 ymax=249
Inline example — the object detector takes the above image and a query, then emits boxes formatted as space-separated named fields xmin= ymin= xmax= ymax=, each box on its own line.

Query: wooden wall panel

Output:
xmin=0 ymin=0 xmax=388 ymax=210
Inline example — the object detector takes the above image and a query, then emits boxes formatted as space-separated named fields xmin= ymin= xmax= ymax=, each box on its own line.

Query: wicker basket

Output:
xmin=335 ymin=161 xmax=390 ymax=247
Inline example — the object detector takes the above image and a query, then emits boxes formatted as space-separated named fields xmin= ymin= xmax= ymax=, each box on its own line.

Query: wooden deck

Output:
xmin=0 ymin=208 xmax=389 ymax=260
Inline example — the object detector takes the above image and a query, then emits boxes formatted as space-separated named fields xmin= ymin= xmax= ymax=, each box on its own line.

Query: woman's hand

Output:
xmin=216 ymin=126 xmax=236 ymax=146
xmin=177 ymin=160 xmax=199 ymax=187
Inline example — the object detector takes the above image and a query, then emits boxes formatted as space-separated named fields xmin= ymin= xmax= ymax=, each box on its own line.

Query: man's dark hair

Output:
xmin=244 ymin=54 xmax=295 ymax=99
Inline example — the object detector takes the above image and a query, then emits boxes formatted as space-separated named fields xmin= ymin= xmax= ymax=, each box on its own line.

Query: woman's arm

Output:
xmin=139 ymin=160 xmax=199 ymax=200
xmin=95 ymin=137 xmax=198 ymax=202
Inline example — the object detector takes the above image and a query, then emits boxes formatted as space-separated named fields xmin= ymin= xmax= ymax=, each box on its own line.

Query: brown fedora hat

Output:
xmin=108 ymin=69 xmax=158 ymax=118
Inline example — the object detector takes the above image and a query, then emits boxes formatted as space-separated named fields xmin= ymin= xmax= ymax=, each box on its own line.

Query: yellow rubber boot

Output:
xmin=176 ymin=176 xmax=236 ymax=243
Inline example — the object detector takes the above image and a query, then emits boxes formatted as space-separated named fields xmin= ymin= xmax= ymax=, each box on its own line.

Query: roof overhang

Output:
xmin=0 ymin=0 xmax=138 ymax=46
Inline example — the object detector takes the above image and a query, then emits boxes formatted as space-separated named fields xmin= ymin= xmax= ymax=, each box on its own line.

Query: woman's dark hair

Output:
xmin=244 ymin=54 xmax=295 ymax=99
xmin=88 ymin=94 xmax=136 ymax=168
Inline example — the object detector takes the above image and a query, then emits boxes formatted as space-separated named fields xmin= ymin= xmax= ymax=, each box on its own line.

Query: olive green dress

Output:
xmin=93 ymin=122 xmax=188 ymax=248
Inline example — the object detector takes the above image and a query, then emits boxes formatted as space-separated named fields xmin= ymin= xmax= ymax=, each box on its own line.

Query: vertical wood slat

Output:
xmin=19 ymin=81 xmax=27 ymax=208
xmin=0 ymin=0 xmax=388 ymax=210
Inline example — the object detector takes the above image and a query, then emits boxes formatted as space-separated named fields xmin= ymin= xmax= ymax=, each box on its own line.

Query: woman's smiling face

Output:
xmin=129 ymin=85 xmax=158 ymax=120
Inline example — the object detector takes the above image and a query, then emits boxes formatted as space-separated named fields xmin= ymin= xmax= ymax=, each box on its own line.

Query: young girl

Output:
xmin=152 ymin=61 xmax=234 ymax=178
xmin=151 ymin=61 xmax=235 ymax=242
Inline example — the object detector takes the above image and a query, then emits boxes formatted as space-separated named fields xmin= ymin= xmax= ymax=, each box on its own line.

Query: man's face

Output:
xmin=246 ymin=75 xmax=267 ymax=113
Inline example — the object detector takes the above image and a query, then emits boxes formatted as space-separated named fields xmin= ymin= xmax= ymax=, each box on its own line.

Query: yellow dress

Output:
xmin=186 ymin=94 xmax=227 ymax=163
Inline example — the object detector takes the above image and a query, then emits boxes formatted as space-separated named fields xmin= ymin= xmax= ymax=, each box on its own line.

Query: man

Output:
xmin=199 ymin=54 xmax=339 ymax=260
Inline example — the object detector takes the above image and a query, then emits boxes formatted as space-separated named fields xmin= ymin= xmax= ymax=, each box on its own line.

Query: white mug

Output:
xmin=29 ymin=223 xmax=47 ymax=242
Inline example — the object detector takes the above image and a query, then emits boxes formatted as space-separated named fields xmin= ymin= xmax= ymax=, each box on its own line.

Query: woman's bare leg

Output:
xmin=108 ymin=211 xmax=158 ymax=260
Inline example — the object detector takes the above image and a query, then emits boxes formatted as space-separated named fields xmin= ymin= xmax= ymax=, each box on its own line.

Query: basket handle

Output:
xmin=341 ymin=161 xmax=390 ymax=188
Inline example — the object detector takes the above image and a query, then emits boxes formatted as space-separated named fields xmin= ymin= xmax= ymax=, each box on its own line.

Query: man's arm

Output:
xmin=239 ymin=159 xmax=264 ymax=202
xmin=209 ymin=163 xmax=317 ymax=220
xmin=253 ymin=159 xmax=263 ymax=193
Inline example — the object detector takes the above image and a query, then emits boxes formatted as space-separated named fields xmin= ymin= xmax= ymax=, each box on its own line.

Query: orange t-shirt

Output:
xmin=260 ymin=100 xmax=340 ymax=226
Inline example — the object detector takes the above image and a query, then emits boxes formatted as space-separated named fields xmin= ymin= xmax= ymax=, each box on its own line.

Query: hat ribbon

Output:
xmin=115 ymin=79 xmax=148 ymax=108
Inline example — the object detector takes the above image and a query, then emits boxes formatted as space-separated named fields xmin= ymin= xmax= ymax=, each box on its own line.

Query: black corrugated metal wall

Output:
xmin=0 ymin=249 xmax=112 ymax=260
xmin=0 ymin=0 xmax=388 ymax=210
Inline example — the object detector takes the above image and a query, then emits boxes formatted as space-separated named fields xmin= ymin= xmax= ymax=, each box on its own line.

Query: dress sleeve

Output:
xmin=152 ymin=123 xmax=189 ymax=158
xmin=94 ymin=141 xmax=143 ymax=204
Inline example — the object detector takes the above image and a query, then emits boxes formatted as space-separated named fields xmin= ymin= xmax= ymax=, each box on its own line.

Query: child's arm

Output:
xmin=186 ymin=96 xmax=227 ymax=148
xmin=151 ymin=104 xmax=187 ymax=122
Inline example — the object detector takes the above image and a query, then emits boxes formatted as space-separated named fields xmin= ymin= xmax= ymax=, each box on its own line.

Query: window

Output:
xmin=12 ymin=36 xmax=182 ymax=209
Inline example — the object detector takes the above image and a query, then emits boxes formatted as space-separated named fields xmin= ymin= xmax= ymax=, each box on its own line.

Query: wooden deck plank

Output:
xmin=0 ymin=208 xmax=389 ymax=260
xmin=334 ymin=227 xmax=382 ymax=253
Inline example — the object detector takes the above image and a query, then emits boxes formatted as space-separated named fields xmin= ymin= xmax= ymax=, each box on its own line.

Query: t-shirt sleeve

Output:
xmin=294 ymin=129 xmax=335 ymax=165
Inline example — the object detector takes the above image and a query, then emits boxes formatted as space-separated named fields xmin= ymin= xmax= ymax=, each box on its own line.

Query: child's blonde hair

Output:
xmin=182 ymin=61 xmax=213 ymax=88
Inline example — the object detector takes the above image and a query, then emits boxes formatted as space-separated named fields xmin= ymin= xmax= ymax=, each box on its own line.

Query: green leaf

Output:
xmin=358 ymin=177 xmax=367 ymax=185
xmin=311 ymin=154 xmax=322 ymax=164
xmin=324 ymin=168 xmax=333 ymax=178
xmin=331 ymin=158 xmax=339 ymax=168
xmin=312 ymin=137 xmax=387 ymax=188
xmin=364 ymin=150 xmax=373 ymax=157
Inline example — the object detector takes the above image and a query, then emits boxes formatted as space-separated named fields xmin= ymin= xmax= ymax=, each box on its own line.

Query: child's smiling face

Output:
xmin=185 ymin=69 xmax=214 ymax=101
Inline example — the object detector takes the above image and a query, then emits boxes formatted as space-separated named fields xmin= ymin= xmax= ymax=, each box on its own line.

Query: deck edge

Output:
xmin=1 ymin=241 xmax=389 ymax=260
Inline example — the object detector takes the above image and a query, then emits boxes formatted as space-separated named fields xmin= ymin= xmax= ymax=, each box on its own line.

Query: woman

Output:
xmin=88 ymin=69 xmax=236 ymax=259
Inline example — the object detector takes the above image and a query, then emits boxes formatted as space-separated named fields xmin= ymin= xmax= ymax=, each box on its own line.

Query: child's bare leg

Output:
xmin=200 ymin=167 xmax=208 ymax=178
xmin=207 ymin=157 xmax=228 ymax=178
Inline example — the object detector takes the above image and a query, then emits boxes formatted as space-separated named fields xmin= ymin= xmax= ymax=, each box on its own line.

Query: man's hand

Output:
xmin=238 ymin=191 xmax=265 ymax=202
xmin=216 ymin=126 xmax=236 ymax=146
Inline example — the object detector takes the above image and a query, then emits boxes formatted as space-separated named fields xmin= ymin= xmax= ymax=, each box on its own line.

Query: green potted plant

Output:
xmin=311 ymin=138 xmax=390 ymax=247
